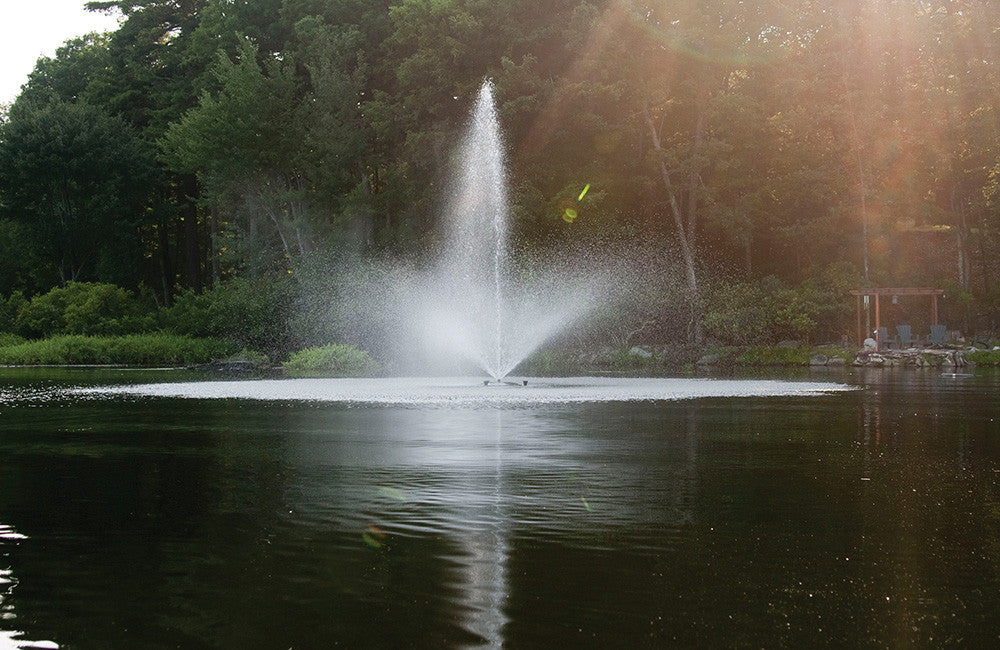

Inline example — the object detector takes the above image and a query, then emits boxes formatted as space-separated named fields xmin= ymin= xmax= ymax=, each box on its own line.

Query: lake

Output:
xmin=1 ymin=368 xmax=999 ymax=648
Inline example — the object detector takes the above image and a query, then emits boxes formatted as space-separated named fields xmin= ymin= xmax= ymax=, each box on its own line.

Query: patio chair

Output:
xmin=927 ymin=324 xmax=947 ymax=346
xmin=875 ymin=326 xmax=889 ymax=350
xmin=895 ymin=324 xmax=917 ymax=349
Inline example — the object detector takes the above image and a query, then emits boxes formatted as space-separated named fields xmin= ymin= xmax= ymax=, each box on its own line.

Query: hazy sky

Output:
xmin=0 ymin=0 xmax=121 ymax=105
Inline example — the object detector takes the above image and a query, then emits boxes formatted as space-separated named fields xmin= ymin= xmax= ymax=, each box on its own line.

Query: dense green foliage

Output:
xmin=14 ymin=282 xmax=155 ymax=338
xmin=283 ymin=343 xmax=379 ymax=377
xmin=1 ymin=0 xmax=999 ymax=347
xmin=0 ymin=101 xmax=155 ymax=288
xmin=0 ymin=333 xmax=26 ymax=348
xmin=161 ymin=277 xmax=293 ymax=352
xmin=0 ymin=334 xmax=233 ymax=366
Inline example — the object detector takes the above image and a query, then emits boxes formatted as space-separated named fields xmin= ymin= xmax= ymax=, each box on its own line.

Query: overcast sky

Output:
xmin=0 ymin=0 xmax=121 ymax=105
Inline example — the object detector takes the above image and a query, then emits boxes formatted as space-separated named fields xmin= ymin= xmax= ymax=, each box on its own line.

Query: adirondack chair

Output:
xmin=876 ymin=326 xmax=889 ymax=350
xmin=895 ymin=324 xmax=917 ymax=349
xmin=927 ymin=324 xmax=947 ymax=346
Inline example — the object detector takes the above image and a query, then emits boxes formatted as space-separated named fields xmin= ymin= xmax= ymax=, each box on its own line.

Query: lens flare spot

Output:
xmin=363 ymin=524 xmax=387 ymax=549
xmin=578 ymin=184 xmax=591 ymax=201
xmin=376 ymin=486 xmax=407 ymax=502
xmin=563 ymin=208 xmax=578 ymax=223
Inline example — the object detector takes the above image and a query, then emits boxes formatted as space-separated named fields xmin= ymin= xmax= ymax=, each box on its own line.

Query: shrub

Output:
xmin=106 ymin=335 xmax=235 ymax=366
xmin=0 ymin=332 xmax=26 ymax=348
xmin=0 ymin=334 xmax=233 ymax=366
xmin=965 ymin=350 xmax=1000 ymax=366
xmin=162 ymin=277 xmax=293 ymax=355
xmin=518 ymin=349 xmax=580 ymax=376
xmin=703 ymin=281 xmax=775 ymax=345
xmin=220 ymin=348 xmax=271 ymax=367
xmin=15 ymin=282 xmax=154 ymax=338
xmin=0 ymin=291 xmax=27 ymax=331
xmin=283 ymin=344 xmax=379 ymax=377
xmin=736 ymin=346 xmax=811 ymax=366
xmin=704 ymin=276 xmax=822 ymax=346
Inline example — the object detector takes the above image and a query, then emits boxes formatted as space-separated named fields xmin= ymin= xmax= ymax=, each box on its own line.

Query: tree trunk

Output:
xmin=159 ymin=214 xmax=173 ymax=306
xmin=744 ymin=233 xmax=752 ymax=274
xmin=956 ymin=200 xmax=970 ymax=289
xmin=687 ymin=102 xmax=705 ymax=242
xmin=642 ymin=103 xmax=703 ymax=344
xmin=836 ymin=16 xmax=872 ymax=283
xmin=209 ymin=206 xmax=220 ymax=287
xmin=182 ymin=176 xmax=201 ymax=291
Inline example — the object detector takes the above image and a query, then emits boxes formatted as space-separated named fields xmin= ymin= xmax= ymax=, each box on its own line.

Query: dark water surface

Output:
xmin=1 ymin=368 xmax=999 ymax=648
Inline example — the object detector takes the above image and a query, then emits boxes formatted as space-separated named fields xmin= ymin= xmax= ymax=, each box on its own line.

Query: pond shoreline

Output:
xmin=2 ymin=336 xmax=999 ymax=374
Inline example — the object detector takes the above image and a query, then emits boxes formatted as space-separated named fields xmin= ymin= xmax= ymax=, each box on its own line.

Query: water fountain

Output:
xmin=4 ymin=79 xmax=865 ymax=650
xmin=414 ymin=80 xmax=599 ymax=380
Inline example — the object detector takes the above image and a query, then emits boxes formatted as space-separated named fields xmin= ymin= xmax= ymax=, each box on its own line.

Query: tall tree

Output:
xmin=0 ymin=100 xmax=155 ymax=285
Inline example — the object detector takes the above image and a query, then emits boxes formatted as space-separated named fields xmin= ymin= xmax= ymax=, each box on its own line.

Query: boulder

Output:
xmin=809 ymin=354 xmax=829 ymax=366
xmin=696 ymin=354 xmax=720 ymax=366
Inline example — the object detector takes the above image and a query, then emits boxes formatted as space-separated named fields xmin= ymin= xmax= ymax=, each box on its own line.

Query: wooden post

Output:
xmin=875 ymin=293 xmax=881 ymax=350
xmin=856 ymin=295 xmax=863 ymax=345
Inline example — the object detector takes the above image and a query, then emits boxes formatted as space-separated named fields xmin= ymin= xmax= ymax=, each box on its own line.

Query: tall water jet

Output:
xmin=416 ymin=80 xmax=600 ymax=380
xmin=449 ymin=80 xmax=511 ymax=377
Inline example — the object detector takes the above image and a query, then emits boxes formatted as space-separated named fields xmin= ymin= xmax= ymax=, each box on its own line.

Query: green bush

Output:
xmin=704 ymin=276 xmax=823 ymax=345
xmin=0 ymin=334 xmax=234 ymax=366
xmin=518 ymin=349 xmax=581 ymax=376
xmin=220 ymin=348 xmax=271 ymax=367
xmin=736 ymin=346 xmax=811 ymax=366
xmin=0 ymin=332 xmax=26 ymax=348
xmin=703 ymin=264 xmax=864 ymax=346
xmin=15 ymin=282 xmax=154 ymax=338
xmin=0 ymin=291 xmax=27 ymax=331
xmin=162 ymin=277 xmax=293 ymax=355
xmin=283 ymin=344 xmax=379 ymax=377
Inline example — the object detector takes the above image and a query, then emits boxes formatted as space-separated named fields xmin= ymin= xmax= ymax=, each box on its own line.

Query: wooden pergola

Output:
xmin=849 ymin=287 xmax=944 ymax=348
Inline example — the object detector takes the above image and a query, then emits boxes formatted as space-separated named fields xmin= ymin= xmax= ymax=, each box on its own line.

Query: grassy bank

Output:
xmin=704 ymin=345 xmax=855 ymax=367
xmin=0 ymin=334 xmax=236 ymax=366
xmin=964 ymin=349 xmax=1000 ymax=366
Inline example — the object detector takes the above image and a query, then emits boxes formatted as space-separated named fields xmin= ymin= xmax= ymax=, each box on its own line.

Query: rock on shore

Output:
xmin=852 ymin=348 xmax=968 ymax=368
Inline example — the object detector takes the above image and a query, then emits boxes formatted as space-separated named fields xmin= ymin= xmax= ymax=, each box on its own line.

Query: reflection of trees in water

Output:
xmin=851 ymin=371 xmax=1000 ymax=644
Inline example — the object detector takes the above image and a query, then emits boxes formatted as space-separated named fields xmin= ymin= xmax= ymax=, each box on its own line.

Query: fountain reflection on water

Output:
xmin=1 ymin=526 xmax=58 ymax=650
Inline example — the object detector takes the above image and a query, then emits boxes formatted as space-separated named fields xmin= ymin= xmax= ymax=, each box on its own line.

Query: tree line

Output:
xmin=1 ymin=0 xmax=998 ymax=345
